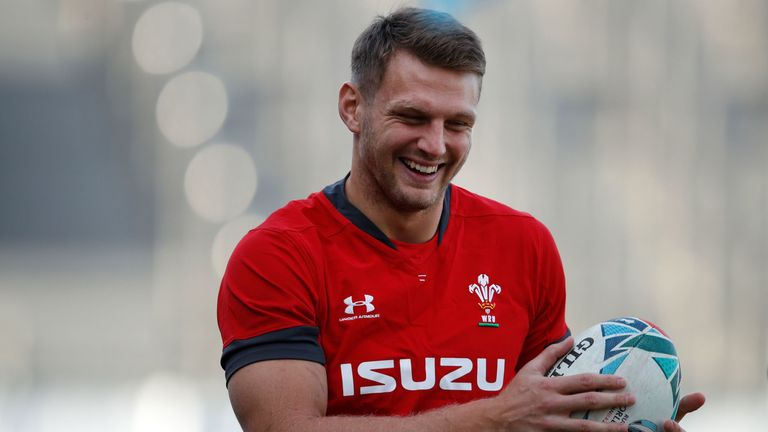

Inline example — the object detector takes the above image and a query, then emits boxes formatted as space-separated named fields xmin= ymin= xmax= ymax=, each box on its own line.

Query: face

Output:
xmin=353 ymin=50 xmax=480 ymax=213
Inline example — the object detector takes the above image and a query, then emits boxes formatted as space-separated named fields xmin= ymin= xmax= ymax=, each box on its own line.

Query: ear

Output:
xmin=338 ymin=82 xmax=364 ymax=134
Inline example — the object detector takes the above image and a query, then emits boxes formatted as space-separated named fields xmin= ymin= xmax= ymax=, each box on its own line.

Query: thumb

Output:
xmin=674 ymin=392 xmax=706 ymax=422
xmin=521 ymin=337 xmax=574 ymax=375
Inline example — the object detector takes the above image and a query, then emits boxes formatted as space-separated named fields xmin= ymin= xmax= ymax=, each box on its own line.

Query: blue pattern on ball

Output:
xmin=653 ymin=357 xmax=679 ymax=379
xmin=602 ymin=323 xmax=639 ymax=336
xmin=609 ymin=317 xmax=650 ymax=332
xmin=603 ymin=335 xmax=632 ymax=361
xmin=601 ymin=352 xmax=629 ymax=375
xmin=628 ymin=419 xmax=659 ymax=431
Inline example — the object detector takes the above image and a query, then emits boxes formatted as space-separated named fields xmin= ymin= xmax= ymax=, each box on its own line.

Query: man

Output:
xmin=217 ymin=7 xmax=704 ymax=431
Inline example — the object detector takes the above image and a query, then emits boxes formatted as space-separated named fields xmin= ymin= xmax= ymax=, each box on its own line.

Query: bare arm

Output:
xmin=228 ymin=359 xmax=496 ymax=432
xmin=228 ymin=338 xmax=635 ymax=432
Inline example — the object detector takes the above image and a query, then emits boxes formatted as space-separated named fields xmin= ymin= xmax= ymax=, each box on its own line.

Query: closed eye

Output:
xmin=402 ymin=115 xmax=425 ymax=123
xmin=393 ymin=112 xmax=428 ymax=125
xmin=446 ymin=120 xmax=473 ymax=132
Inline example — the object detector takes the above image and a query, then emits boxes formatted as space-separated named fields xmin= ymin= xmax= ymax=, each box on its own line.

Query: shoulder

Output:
xmin=231 ymin=191 xmax=337 ymax=264
xmin=451 ymin=184 xmax=532 ymax=218
xmin=259 ymin=191 xmax=333 ymax=234
xmin=248 ymin=190 xmax=340 ymax=238
xmin=448 ymin=185 xmax=559 ymax=257
xmin=450 ymin=184 xmax=551 ymax=236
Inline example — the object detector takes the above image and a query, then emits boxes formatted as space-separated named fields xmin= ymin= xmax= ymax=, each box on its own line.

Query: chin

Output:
xmin=389 ymin=187 xmax=444 ymax=212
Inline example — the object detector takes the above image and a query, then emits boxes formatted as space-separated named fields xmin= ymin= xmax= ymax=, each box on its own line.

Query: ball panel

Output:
xmin=602 ymin=322 xmax=639 ymax=336
xmin=628 ymin=419 xmax=660 ymax=432
xmin=653 ymin=357 xmax=679 ymax=379
xmin=601 ymin=353 xmax=629 ymax=375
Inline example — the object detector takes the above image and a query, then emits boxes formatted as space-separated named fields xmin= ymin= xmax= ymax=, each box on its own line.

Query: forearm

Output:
xmin=230 ymin=342 xmax=637 ymax=432
xmin=245 ymin=397 xmax=504 ymax=432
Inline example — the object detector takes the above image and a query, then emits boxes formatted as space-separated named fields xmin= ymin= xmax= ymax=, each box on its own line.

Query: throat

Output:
xmin=345 ymin=173 xmax=444 ymax=244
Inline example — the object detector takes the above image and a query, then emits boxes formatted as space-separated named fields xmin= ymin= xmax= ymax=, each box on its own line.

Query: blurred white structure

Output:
xmin=0 ymin=1 xmax=765 ymax=431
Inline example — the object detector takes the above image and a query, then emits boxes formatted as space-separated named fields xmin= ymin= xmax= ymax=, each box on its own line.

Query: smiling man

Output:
xmin=217 ymin=7 xmax=704 ymax=431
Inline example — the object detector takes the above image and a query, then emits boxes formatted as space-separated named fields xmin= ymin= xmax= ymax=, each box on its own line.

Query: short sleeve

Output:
xmin=217 ymin=227 xmax=325 ymax=383
xmin=515 ymin=221 xmax=570 ymax=370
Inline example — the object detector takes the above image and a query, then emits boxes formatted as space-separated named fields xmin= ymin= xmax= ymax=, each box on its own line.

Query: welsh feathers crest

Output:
xmin=468 ymin=274 xmax=502 ymax=327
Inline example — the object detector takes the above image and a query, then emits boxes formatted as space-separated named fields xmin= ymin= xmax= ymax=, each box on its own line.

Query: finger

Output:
xmin=559 ymin=391 xmax=635 ymax=413
xmin=663 ymin=419 xmax=684 ymax=432
xmin=552 ymin=373 xmax=627 ymax=394
xmin=521 ymin=337 xmax=574 ymax=375
xmin=674 ymin=392 xmax=706 ymax=422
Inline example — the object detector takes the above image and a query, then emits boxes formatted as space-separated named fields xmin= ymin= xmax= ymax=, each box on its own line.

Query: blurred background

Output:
xmin=0 ymin=0 xmax=765 ymax=430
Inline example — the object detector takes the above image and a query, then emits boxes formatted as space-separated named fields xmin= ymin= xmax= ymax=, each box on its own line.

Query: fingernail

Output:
xmin=616 ymin=377 xmax=626 ymax=386
xmin=626 ymin=393 xmax=636 ymax=405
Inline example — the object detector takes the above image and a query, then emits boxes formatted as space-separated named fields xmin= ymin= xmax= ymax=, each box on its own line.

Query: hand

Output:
xmin=662 ymin=392 xmax=706 ymax=432
xmin=494 ymin=337 xmax=635 ymax=431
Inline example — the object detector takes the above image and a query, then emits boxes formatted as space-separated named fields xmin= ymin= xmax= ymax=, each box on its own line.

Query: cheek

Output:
xmin=373 ymin=128 xmax=415 ymax=157
xmin=383 ymin=124 xmax=418 ymax=143
xmin=449 ymin=134 xmax=472 ymax=159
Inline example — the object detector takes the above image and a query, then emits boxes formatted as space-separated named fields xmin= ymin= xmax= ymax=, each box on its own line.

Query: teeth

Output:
xmin=404 ymin=159 xmax=438 ymax=174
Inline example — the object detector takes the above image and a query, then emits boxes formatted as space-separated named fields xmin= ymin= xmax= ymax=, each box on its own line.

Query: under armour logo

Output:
xmin=344 ymin=294 xmax=375 ymax=315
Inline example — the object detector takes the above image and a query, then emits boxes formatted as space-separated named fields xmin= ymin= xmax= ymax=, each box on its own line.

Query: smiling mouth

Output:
xmin=401 ymin=158 xmax=442 ymax=175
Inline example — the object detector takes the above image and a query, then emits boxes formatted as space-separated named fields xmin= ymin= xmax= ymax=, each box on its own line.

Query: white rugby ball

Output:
xmin=546 ymin=317 xmax=682 ymax=432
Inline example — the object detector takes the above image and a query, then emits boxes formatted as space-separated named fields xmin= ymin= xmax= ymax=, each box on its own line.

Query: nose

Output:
xmin=417 ymin=120 xmax=446 ymax=157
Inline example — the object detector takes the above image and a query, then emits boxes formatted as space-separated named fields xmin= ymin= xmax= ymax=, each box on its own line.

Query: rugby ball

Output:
xmin=546 ymin=317 xmax=682 ymax=432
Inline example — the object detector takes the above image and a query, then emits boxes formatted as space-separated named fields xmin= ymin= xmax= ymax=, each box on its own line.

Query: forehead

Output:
xmin=373 ymin=50 xmax=481 ymax=115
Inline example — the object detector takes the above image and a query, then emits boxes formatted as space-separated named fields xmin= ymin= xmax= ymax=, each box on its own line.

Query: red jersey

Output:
xmin=218 ymin=177 xmax=569 ymax=416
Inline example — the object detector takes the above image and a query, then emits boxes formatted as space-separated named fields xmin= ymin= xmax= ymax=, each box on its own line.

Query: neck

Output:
xmin=345 ymin=172 xmax=444 ymax=244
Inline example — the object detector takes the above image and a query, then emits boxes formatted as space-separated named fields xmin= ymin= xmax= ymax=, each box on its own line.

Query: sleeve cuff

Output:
xmin=552 ymin=327 xmax=572 ymax=344
xmin=221 ymin=326 xmax=326 ymax=385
